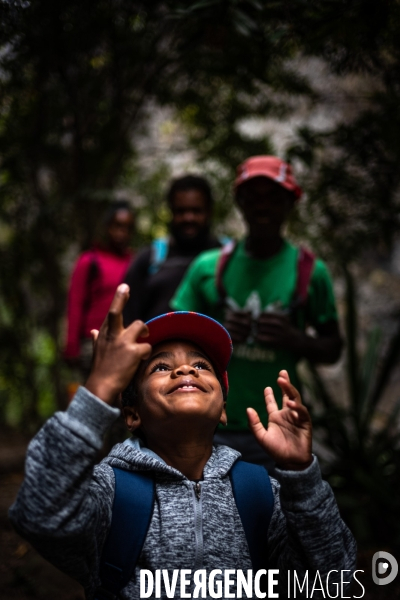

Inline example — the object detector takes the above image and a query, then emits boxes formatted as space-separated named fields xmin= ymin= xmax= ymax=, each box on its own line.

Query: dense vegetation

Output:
xmin=1 ymin=0 xmax=400 ymax=549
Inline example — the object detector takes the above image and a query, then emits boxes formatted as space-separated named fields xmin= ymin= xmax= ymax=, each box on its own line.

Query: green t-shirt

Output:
xmin=172 ymin=239 xmax=338 ymax=430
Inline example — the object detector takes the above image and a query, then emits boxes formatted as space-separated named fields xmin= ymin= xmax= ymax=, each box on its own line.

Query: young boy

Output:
xmin=10 ymin=285 xmax=356 ymax=599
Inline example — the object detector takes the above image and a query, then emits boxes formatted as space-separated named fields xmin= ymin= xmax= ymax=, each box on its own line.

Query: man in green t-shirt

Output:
xmin=172 ymin=156 xmax=342 ymax=466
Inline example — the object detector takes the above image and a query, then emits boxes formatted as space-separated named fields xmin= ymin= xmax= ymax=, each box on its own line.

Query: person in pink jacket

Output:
xmin=64 ymin=201 xmax=135 ymax=378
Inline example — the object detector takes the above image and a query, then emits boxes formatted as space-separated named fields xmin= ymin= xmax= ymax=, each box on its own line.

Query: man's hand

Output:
xmin=256 ymin=312 xmax=303 ymax=351
xmin=247 ymin=370 xmax=312 ymax=470
xmin=256 ymin=312 xmax=343 ymax=363
xmin=85 ymin=284 xmax=152 ymax=404
xmin=223 ymin=309 xmax=252 ymax=344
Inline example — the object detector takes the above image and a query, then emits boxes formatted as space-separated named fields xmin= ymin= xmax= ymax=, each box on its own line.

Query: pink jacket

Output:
xmin=64 ymin=248 xmax=133 ymax=358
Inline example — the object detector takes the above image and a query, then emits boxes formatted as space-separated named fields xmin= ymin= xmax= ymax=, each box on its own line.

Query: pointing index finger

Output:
xmin=106 ymin=284 xmax=130 ymax=334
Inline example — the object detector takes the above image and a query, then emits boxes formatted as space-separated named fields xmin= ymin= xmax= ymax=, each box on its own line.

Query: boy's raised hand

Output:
xmin=85 ymin=284 xmax=151 ymax=404
xmin=247 ymin=370 xmax=313 ymax=470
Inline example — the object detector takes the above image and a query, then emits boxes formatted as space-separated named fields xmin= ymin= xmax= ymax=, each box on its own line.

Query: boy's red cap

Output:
xmin=138 ymin=312 xmax=232 ymax=393
xmin=234 ymin=155 xmax=302 ymax=199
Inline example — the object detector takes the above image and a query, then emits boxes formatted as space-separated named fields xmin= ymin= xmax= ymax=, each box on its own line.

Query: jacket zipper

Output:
xmin=194 ymin=482 xmax=201 ymax=500
xmin=191 ymin=481 xmax=204 ymax=571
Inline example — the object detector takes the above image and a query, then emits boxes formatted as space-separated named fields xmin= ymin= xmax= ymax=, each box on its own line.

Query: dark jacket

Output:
xmin=123 ymin=235 xmax=222 ymax=324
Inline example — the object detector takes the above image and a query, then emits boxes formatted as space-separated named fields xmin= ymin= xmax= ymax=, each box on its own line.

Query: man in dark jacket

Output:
xmin=123 ymin=174 xmax=224 ymax=324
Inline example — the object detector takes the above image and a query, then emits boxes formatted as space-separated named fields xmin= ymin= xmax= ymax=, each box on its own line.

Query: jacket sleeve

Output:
xmin=9 ymin=387 xmax=120 ymax=590
xmin=64 ymin=253 xmax=93 ymax=358
xmin=267 ymin=457 xmax=357 ymax=598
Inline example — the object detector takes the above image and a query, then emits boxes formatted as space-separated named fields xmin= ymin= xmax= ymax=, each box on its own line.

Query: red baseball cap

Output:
xmin=234 ymin=155 xmax=302 ymax=199
xmin=138 ymin=312 xmax=232 ymax=393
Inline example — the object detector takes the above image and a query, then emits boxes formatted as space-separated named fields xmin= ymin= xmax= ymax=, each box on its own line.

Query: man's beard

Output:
xmin=169 ymin=222 xmax=211 ymax=251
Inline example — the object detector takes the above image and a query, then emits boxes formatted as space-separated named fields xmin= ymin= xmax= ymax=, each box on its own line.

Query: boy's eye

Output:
xmin=194 ymin=360 xmax=212 ymax=371
xmin=149 ymin=359 xmax=212 ymax=373
xmin=150 ymin=362 xmax=171 ymax=373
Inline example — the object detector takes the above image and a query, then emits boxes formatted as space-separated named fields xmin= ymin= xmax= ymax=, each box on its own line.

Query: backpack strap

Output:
xmin=87 ymin=250 xmax=100 ymax=284
xmin=148 ymin=237 xmax=169 ymax=275
xmin=216 ymin=239 xmax=237 ymax=301
xmin=96 ymin=468 xmax=155 ymax=600
xmin=82 ymin=250 xmax=100 ymax=322
xmin=292 ymin=246 xmax=315 ymax=309
xmin=229 ymin=460 xmax=274 ymax=571
xmin=98 ymin=461 xmax=273 ymax=599
xmin=217 ymin=242 xmax=315 ymax=312
xmin=217 ymin=234 xmax=232 ymax=247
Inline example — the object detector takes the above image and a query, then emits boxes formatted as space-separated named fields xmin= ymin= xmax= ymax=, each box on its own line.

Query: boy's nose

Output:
xmin=173 ymin=364 xmax=199 ymax=377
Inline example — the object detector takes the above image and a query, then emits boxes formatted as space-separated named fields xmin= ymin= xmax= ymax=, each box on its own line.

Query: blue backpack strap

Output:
xmin=217 ymin=234 xmax=232 ymax=247
xmin=148 ymin=237 xmax=169 ymax=275
xmin=229 ymin=460 xmax=274 ymax=571
xmin=96 ymin=468 xmax=155 ymax=600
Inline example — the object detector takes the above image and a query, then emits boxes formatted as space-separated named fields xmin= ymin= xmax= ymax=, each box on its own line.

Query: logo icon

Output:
xmin=372 ymin=551 xmax=398 ymax=586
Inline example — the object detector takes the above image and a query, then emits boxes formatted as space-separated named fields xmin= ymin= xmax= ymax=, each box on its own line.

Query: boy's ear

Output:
xmin=219 ymin=401 xmax=228 ymax=427
xmin=123 ymin=406 xmax=142 ymax=432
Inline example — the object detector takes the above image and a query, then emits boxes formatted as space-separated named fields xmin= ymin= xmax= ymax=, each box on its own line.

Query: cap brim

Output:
xmin=234 ymin=171 xmax=302 ymax=199
xmin=138 ymin=312 xmax=232 ymax=375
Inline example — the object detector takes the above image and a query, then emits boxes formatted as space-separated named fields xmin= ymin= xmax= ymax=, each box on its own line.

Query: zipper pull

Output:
xmin=194 ymin=481 xmax=201 ymax=500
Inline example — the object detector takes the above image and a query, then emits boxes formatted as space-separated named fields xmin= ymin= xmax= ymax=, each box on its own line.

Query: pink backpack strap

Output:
xmin=216 ymin=240 xmax=237 ymax=301
xmin=216 ymin=241 xmax=314 ymax=308
xmin=294 ymin=246 xmax=315 ymax=307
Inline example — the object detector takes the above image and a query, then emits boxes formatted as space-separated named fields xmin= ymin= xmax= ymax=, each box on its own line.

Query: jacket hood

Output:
xmin=103 ymin=436 xmax=241 ymax=481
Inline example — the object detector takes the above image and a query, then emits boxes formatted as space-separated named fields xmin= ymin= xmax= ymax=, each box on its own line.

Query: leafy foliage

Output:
xmin=0 ymin=0 xmax=400 ymax=556
xmin=0 ymin=0 xmax=300 ymax=422
xmin=304 ymin=268 xmax=400 ymax=549
xmin=1 ymin=4 xmax=400 ymax=553
xmin=285 ymin=2 xmax=400 ymax=264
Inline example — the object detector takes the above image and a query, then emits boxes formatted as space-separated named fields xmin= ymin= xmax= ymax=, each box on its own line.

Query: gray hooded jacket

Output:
xmin=9 ymin=387 xmax=357 ymax=599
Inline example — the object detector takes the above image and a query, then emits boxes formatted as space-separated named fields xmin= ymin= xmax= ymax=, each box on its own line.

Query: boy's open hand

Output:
xmin=247 ymin=370 xmax=312 ymax=470
xmin=85 ymin=284 xmax=151 ymax=404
